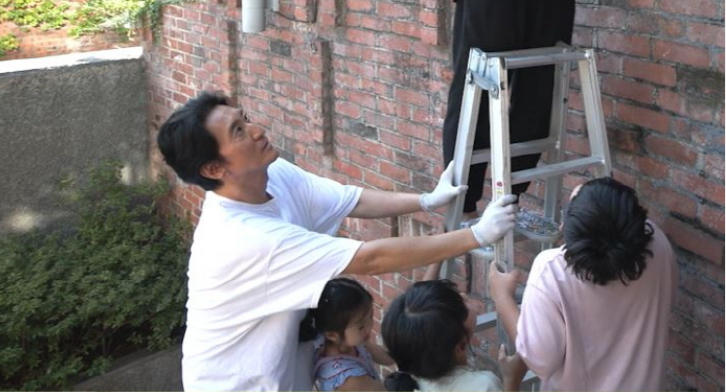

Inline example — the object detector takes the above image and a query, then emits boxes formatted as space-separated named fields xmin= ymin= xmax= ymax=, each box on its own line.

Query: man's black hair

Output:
xmin=156 ymin=91 xmax=230 ymax=191
xmin=563 ymin=177 xmax=654 ymax=285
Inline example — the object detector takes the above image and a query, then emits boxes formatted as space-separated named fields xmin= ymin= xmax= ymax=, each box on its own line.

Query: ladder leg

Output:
xmin=488 ymin=57 xmax=514 ymax=272
xmin=442 ymin=48 xmax=486 ymax=279
xmin=579 ymin=50 xmax=612 ymax=178
xmin=487 ymin=57 xmax=517 ymax=355
xmin=542 ymin=60 xmax=571 ymax=251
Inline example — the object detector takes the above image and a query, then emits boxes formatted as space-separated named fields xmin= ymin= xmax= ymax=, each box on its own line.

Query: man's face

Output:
xmin=204 ymin=105 xmax=279 ymax=183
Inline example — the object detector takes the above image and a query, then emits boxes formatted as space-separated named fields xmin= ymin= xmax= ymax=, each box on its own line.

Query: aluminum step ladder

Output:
xmin=442 ymin=45 xmax=612 ymax=390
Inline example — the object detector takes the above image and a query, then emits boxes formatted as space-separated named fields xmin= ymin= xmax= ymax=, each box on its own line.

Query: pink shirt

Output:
xmin=516 ymin=223 xmax=676 ymax=391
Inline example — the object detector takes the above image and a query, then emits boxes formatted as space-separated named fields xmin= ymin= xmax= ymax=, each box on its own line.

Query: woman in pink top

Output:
xmin=490 ymin=177 xmax=677 ymax=391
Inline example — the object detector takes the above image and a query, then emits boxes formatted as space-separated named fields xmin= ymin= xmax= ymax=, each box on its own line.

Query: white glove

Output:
xmin=420 ymin=162 xmax=468 ymax=212
xmin=471 ymin=194 xmax=518 ymax=247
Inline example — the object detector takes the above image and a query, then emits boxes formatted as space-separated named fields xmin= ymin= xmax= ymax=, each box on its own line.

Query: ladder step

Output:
xmin=511 ymin=156 xmax=605 ymax=185
xmin=471 ymin=137 xmax=559 ymax=165
xmin=475 ymin=311 xmax=497 ymax=331
xmin=515 ymin=209 xmax=562 ymax=243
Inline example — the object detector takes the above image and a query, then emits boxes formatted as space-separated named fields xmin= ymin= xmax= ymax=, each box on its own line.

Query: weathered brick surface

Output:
xmin=144 ymin=1 xmax=724 ymax=390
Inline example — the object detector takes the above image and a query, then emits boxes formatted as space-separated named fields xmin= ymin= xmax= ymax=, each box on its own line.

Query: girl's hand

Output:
xmin=498 ymin=345 xmax=528 ymax=391
xmin=488 ymin=261 xmax=522 ymax=303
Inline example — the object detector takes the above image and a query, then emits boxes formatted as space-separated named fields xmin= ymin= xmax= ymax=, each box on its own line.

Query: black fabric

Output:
xmin=442 ymin=0 xmax=576 ymax=212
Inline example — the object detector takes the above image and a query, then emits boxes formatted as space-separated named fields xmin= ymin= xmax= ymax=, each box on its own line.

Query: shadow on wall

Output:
xmin=0 ymin=47 xmax=149 ymax=235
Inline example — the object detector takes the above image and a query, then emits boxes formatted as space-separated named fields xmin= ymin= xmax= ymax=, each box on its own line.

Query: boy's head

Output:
xmin=156 ymin=92 xmax=229 ymax=191
xmin=563 ymin=177 xmax=654 ymax=285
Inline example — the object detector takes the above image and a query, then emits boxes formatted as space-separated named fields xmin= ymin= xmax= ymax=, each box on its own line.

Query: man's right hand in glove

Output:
xmin=470 ymin=194 xmax=518 ymax=247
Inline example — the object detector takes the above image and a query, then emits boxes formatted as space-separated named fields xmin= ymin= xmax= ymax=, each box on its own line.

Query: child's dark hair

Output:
xmin=563 ymin=177 xmax=654 ymax=285
xmin=382 ymin=280 xmax=469 ymax=391
xmin=299 ymin=277 xmax=373 ymax=342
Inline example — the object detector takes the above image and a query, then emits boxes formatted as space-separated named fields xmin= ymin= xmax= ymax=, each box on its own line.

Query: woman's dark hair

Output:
xmin=156 ymin=91 xmax=229 ymax=191
xmin=563 ymin=177 xmax=654 ymax=285
xmin=299 ymin=278 xmax=373 ymax=342
xmin=382 ymin=280 xmax=469 ymax=391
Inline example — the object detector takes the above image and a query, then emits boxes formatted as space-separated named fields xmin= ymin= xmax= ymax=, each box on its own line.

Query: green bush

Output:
xmin=0 ymin=33 xmax=19 ymax=56
xmin=0 ymin=160 xmax=190 ymax=390
xmin=0 ymin=0 xmax=71 ymax=31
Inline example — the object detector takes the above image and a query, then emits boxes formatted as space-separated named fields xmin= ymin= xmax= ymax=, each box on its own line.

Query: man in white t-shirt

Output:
xmin=489 ymin=177 xmax=677 ymax=391
xmin=156 ymin=92 xmax=520 ymax=391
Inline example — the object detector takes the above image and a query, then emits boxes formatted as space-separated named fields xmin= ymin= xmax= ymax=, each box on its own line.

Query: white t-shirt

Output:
xmin=181 ymin=159 xmax=364 ymax=391
xmin=516 ymin=222 xmax=676 ymax=391
xmin=414 ymin=368 xmax=502 ymax=391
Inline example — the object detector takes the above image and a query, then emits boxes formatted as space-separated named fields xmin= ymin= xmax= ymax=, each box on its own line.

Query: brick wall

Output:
xmin=144 ymin=1 xmax=724 ymax=390
xmin=0 ymin=17 xmax=139 ymax=60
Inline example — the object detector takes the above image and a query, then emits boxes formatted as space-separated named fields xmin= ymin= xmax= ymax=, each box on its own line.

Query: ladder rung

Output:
xmin=511 ymin=156 xmax=605 ymax=185
xmin=470 ymin=246 xmax=495 ymax=260
xmin=475 ymin=311 xmax=497 ymax=331
xmin=487 ymin=48 xmax=590 ymax=69
xmin=471 ymin=137 xmax=559 ymax=165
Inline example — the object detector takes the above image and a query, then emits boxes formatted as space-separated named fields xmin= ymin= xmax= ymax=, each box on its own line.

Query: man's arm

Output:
xmin=348 ymin=162 xmax=467 ymax=219
xmin=343 ymin=195 xmax=518 ymax=275
xmin=348 ymin=189 xmax=421 ymax=219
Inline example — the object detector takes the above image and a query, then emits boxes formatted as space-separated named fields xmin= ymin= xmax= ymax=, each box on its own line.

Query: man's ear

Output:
xmin=200 ymin=160 xmax=225 ymax=180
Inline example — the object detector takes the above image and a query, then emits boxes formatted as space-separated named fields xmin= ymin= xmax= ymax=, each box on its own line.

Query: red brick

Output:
xmin=596 ymin=31 xmax=650 ymax=57
xmin=376 ymin=2 xmax=413 ymax=19
xmin=363 ymin=169 xmax=395 ymax=191
xmin=642 ymin=180 xmax=698 ymax=218
xmin=378 ymin=33 xmax=412 ymax=53
xmin=662 ymin=216 xmax=724 ymax=263
xmin=700 ymin=204 xmax=725 ymax=235
xmin=653 ymin=40 xmax=711 ymax=68
xmin=575 ymin=6 xmax=628 ymax=28
xmin=658 ymin=0 xmax=720 ymax=18
xmin=616 ymin=103 xmax=670 ymax=132
xmin=346 ymin=0 xmax=373 ymax=12
xmin=623 ymin=58 xmax=677 ymax=86
xmin=686 ymin=22 xmax=725 ymax=48
xmin=391 ymin=21 xmax=420 ymax=39
xmin=644 ymin=134 xmax=698 ymax=166
xmin=655 ymin=89 xmax=685 ymax=115
xmin=346 ymin=28 xmax=375 ymax=45
xmin=395 ymin=121 xmax=430 ymax=141
xmin=703 ymin=154 xmax=724 ymax=181
xmin=394 ymin=88 xmax=430 ymax=108
xmin=628 ymin=0 xmax=655 ymax=7
xmin=335 ymin=101 xmax=361 ymax=119
xmin=380 ymin=130 xmax=412 ymax=151
xmin=602 ymin=75 xmax=656 ymax=104
xmin=636 ymin=156 xmax=670 ymax=179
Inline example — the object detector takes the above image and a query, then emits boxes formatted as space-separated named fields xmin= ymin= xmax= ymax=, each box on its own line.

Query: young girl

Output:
xmin=303 ymin=277 xmax=394 ymax=391
xmin=382 ymin=279 xmax=522 ymax=391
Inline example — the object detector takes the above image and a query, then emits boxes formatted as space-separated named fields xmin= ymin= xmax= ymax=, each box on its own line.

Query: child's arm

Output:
xmin=498 ymin=345 xmax=528 ymax=391
xmin=422 ymin=261 xmax=443 ymax=281
xmin=364 ymin=341 xmax=395 ymax=366
xmin=335 ymin=375 xmax=386 ymax=391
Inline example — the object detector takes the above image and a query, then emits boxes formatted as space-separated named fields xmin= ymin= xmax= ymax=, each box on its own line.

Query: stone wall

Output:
xmin=0 ymin=47 xmax=149 ymax=234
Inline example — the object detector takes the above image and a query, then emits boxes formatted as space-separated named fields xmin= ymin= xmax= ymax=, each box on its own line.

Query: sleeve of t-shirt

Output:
xmin=292 ymin=162 xmax=363 ymax=234
xmin=263 ymin=222 xmax=363 ymax=314
xmin=516 ymin=256 xmax=567 ymax=381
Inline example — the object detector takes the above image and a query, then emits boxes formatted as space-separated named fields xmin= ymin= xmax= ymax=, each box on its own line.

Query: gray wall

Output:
xmin=0 ymin=47 xmax=148 ymax=234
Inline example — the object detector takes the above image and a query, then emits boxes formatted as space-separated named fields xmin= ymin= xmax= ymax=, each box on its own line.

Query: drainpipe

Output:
xmin=242 ymin=0 xmax=279 ymax=33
